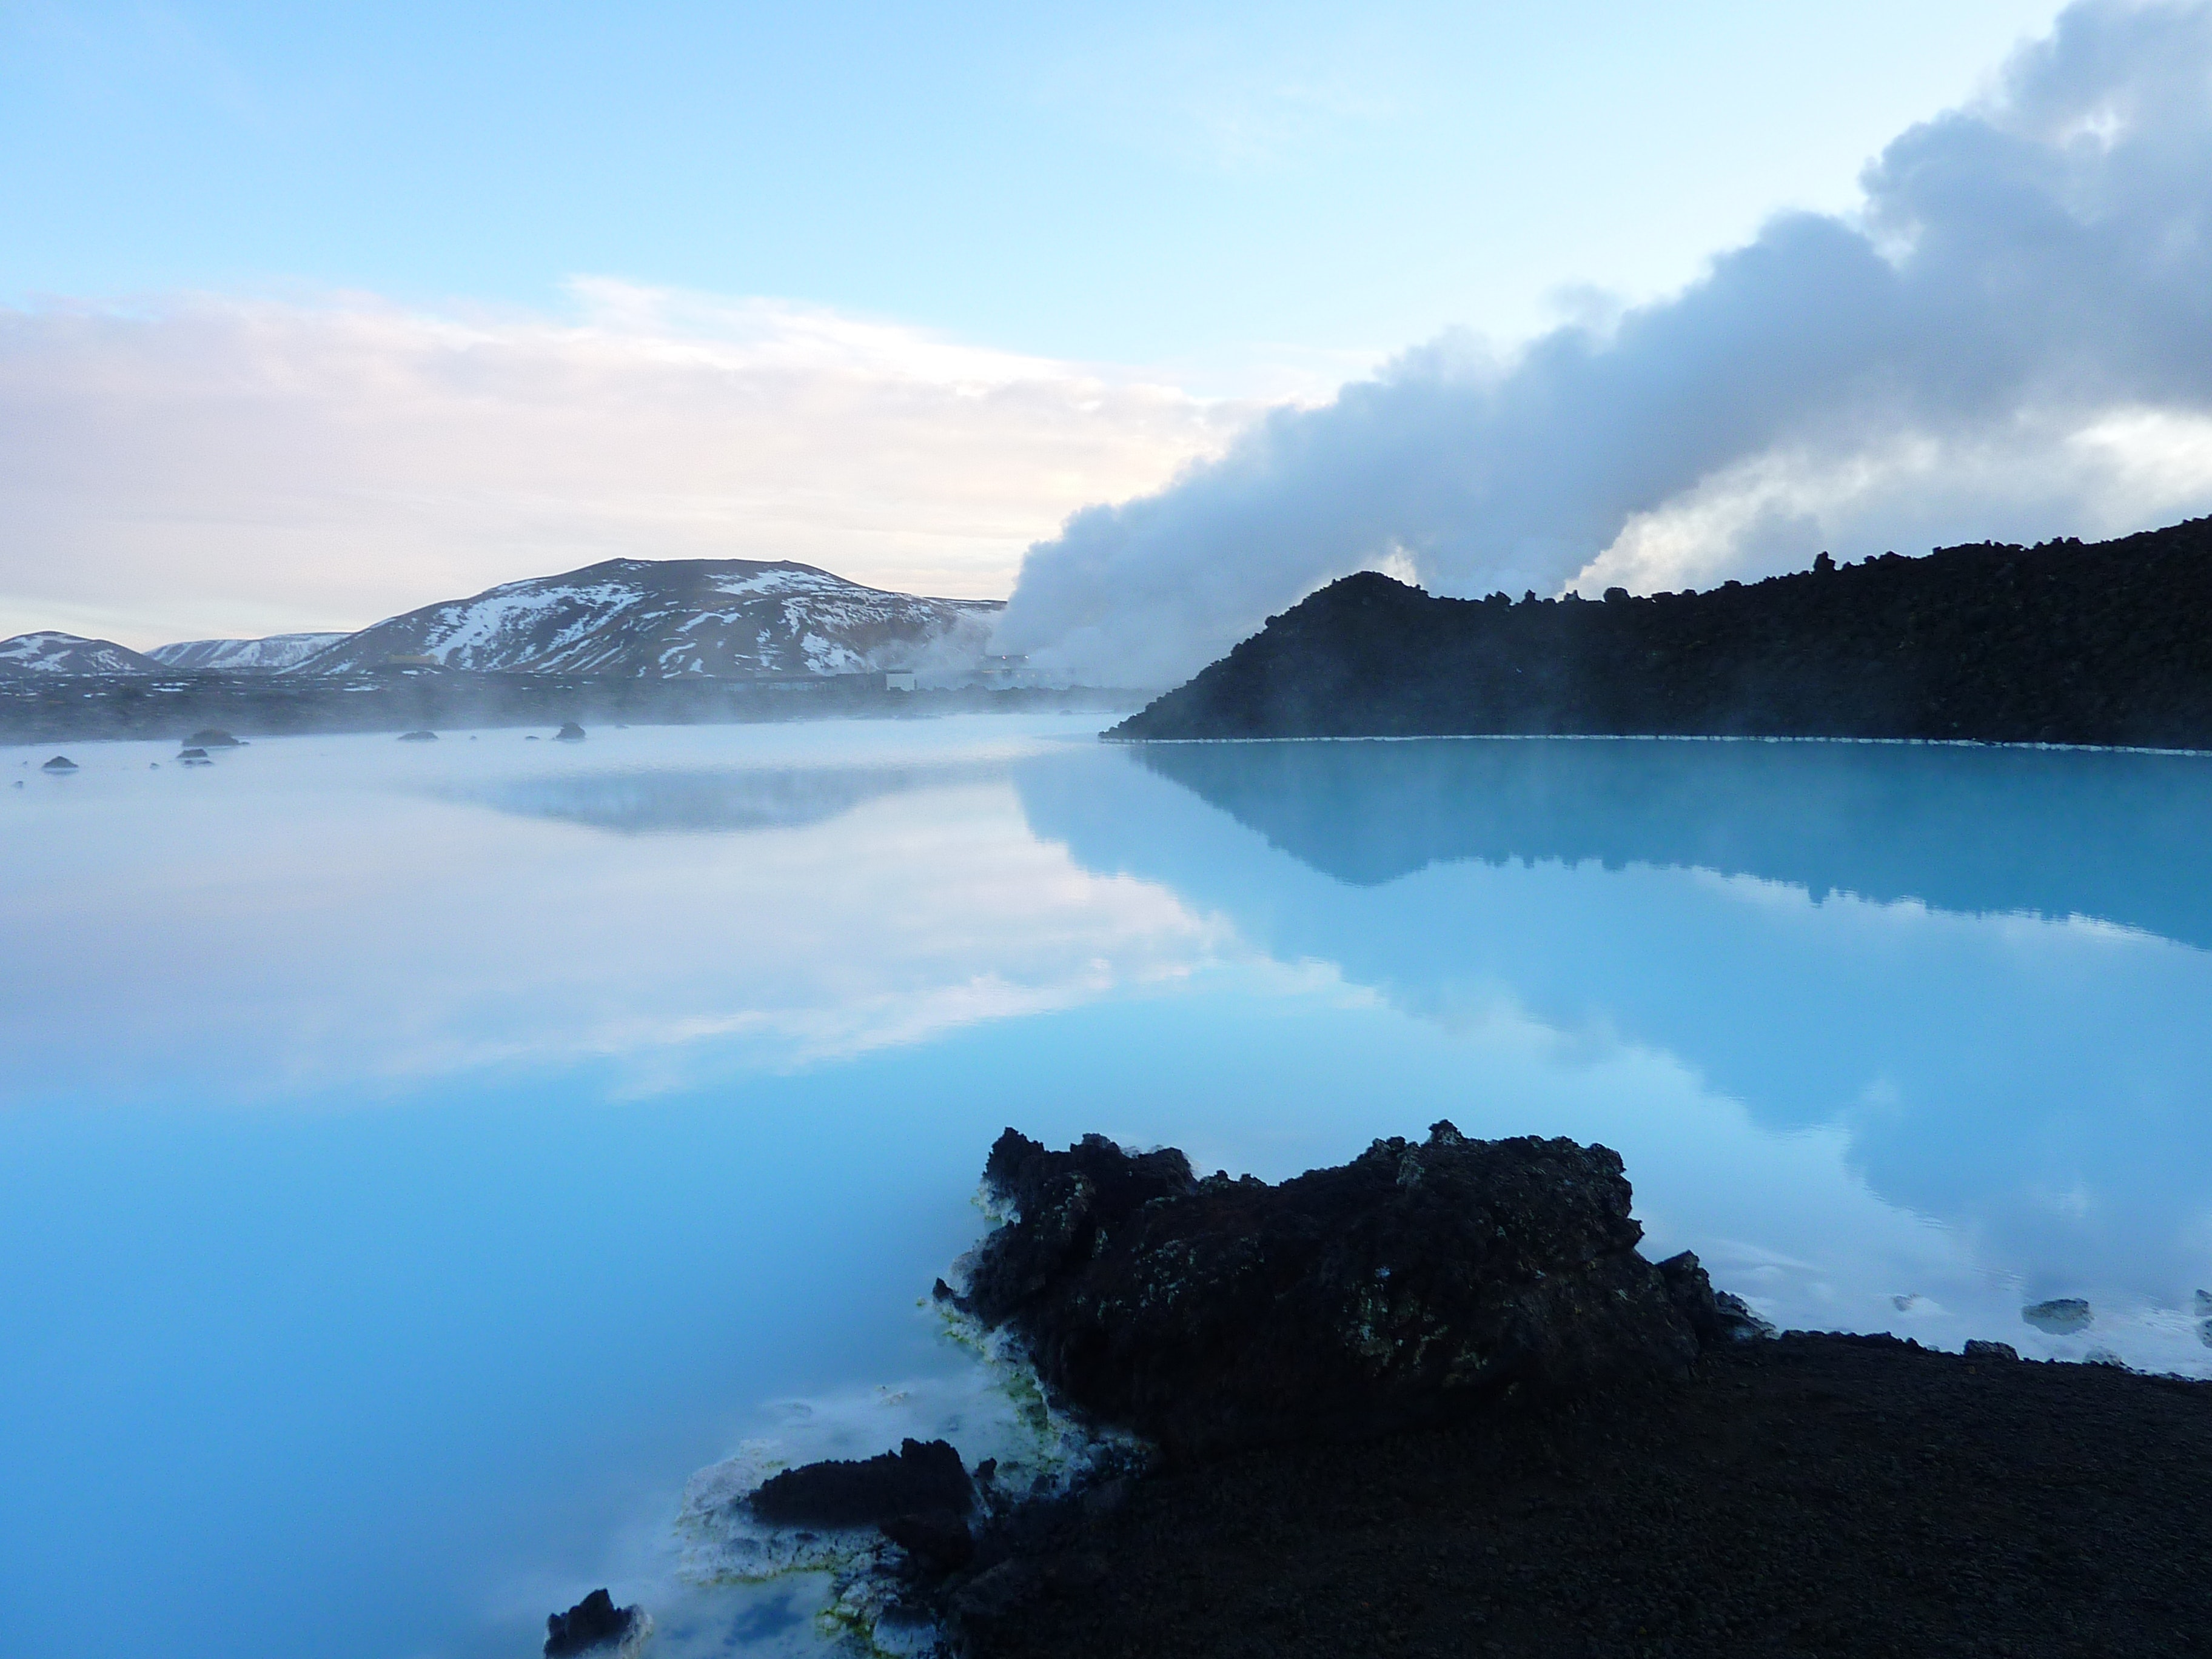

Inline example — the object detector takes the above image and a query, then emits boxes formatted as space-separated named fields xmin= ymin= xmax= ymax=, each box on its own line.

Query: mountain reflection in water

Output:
xmin=1125 ymin=736 xmax=2212 ymax=948
xmin=454 ymin=763 xmax=999 ymax=836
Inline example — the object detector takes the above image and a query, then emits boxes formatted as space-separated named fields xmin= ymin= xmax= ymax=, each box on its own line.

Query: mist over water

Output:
xmin=4 ymin=718 xmax=2208 ymax=1657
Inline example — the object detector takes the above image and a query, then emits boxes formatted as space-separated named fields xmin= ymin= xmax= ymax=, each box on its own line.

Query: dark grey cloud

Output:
xmin=999 ymin=1 xmax=2212 ymax=686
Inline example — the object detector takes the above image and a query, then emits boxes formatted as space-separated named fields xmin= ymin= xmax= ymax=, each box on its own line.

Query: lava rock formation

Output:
xmin=953 ymin=1124 xmax=1715 ymax=1455
xmin=542 ymin=1587 xmax=640 ymax=1657
xmin=749 ymin=1436 xmax=976 ymax=1529
xmin=1110 ymin=517 xmax=2212 ymax=746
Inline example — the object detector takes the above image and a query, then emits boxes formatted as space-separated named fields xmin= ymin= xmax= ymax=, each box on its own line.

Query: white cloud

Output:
xmin=0 ymin=281 xmax=1247 ymax=648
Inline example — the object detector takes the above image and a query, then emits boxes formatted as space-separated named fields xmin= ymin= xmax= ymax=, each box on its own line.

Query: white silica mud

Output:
xmin=5 ymin=719 xmax=2211 ymax=1658
xmin=665 ymin=1313 xmax=1137 ymax=1658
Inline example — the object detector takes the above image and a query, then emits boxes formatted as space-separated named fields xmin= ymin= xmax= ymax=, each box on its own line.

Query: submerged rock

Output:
xmin=957 ymin=1123 xmax=1703 ymax=1456
xmin=542 ymin=1587 xmax=640 ymax=1657
xmin=177 ymin=748 xmax=212 ymax=765
xmin=749 ymin=1437 xmax=976 ymax=1528
xmin=40 ymin=755 xmax=77 ymax=772
xmin=396 ymin=729 xmax=438 ymax=742
xmin=2022 ymin=1298 xmax=2093 ymax=1335
xmin=554 ymin=721 xmax=586 ymax=742
xmin=186 ymin=728 xmax=241 ymax=748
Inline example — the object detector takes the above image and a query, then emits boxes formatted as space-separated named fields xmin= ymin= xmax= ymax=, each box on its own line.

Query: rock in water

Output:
xmin=959 ymin=1123 xmax=1701 ymax=1455
xmin=543 ymin=1587 xmax=638 ymax=1656
xmin=554 ymin=721 xmax=586 ymax=741
xmin=40 ymin=755 xmax=77 ymax=773
xmin=396 ymin=729 xmax=438 ymax=742
xmin=2022 ymin=1298 xmax=2093 ymax=1335
xmin=177 ymin=748 xmax=212 ymax=765
xmin=750 ymin=1437 xmax=976 ymax=1527
xmin=185 ymin=728 xmax=241 ymax=748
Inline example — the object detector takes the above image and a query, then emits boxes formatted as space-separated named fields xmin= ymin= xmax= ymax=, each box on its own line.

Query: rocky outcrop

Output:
xmin=749 ymin=1437 xmax=976 ymax=1528
xmin=543 ymin=1588 xmax=640 ymax=1657
xmin=1656 ymin=1250 xmax=1776 ymax=1345
xmin=554 ymin=722 xmax=586 ymax=741
xmin=953 ymin=1124 xmax=1706 ymax=1456
xmin=1109 ymin=518 xmax=2212 ymax=748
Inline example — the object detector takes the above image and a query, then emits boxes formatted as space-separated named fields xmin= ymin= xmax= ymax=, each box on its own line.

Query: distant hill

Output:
xmin=1111 ymin=517 xmax=2212 ymax=749
xmin=294 ymin=558 xmax=1003 ymax=678
xmin=150 ymin=632 xmax=349 ymax=672
xmin=0 ymin=631 xmax=163 ymax=675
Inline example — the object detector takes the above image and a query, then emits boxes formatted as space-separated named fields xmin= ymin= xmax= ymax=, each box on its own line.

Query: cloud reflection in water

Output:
xmin=1019 ymin=736 xmax=2212 ymax=1374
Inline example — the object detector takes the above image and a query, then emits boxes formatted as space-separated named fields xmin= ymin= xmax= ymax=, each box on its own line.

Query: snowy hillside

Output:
xmin=0 ymin=631 xmax=163 ymax=675
xmin=151 ymin=632 xmax=349 ymax=672
xmin=295 ymin=558 xmax=1004 ymax=678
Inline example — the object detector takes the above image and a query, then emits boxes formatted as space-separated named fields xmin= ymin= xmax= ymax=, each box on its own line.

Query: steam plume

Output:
xmin=999 ymin=1 xmax=2212 ymax=687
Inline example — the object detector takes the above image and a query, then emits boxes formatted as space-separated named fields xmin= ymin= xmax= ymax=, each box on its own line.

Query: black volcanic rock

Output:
xmin=880 ymin=1507 xmax=977 ymax=1572
xmin=1111 ymin=518 xmax=2212 ymax=746
xmin=959 ymin=1124 xmax=1701 ymax=1456
xmin=750 ymin=1438 xmax=976 ymax=1528
xmin=1657 ymin=1250 xmax=1775 ymax=1345
xmin=542 ymin=1588 xmax=637 ymax=1656
xmin=951 ymin=1333 xmax=2212 ymax=1659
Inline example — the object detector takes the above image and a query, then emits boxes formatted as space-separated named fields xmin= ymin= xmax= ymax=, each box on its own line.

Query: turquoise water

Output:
xmin=5 ymin=717 xmax=2210 ymax=1656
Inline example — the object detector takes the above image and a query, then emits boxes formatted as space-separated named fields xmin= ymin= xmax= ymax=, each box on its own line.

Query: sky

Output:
xmin=7 ymin=0 xmax=2184 ymax=664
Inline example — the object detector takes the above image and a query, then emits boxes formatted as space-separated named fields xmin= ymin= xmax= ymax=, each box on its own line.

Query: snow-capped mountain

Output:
xmin=150 ymin=632 xmax=349 ymax=672
xmin=0 ymin=631 xmax=163 ymax=675
xmin=294 ymin=558 xmax=1004 ymax=678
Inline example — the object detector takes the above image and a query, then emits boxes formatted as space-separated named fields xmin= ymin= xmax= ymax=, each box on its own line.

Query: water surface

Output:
xmin=5 ymin=720 xmax=2208 ymax=1657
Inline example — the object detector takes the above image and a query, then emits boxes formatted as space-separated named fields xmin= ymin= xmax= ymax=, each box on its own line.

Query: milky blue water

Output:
xmin=5 ymin=717 xmax=2211 ymax=1658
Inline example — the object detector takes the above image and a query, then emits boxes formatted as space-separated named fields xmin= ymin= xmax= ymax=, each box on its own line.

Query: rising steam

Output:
xmin=998 ymin=0 xmax=2212 ymax=688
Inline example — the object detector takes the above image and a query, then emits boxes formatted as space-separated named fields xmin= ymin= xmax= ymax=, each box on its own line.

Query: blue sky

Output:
xmin=23 ymin=0 xmax=2212 ymax=671
xmin=5 ymin=1 xmax=2064 ymax=370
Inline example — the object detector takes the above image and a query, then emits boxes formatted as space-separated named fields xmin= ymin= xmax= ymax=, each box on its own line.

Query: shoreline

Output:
xmin=1103 ymin=730 xmax=2212 ymax=759
xmin=948 ymin=1331 xmax=2212 ymax=1657
xmin=0 ymin=679 xmax=1146 ymax=745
